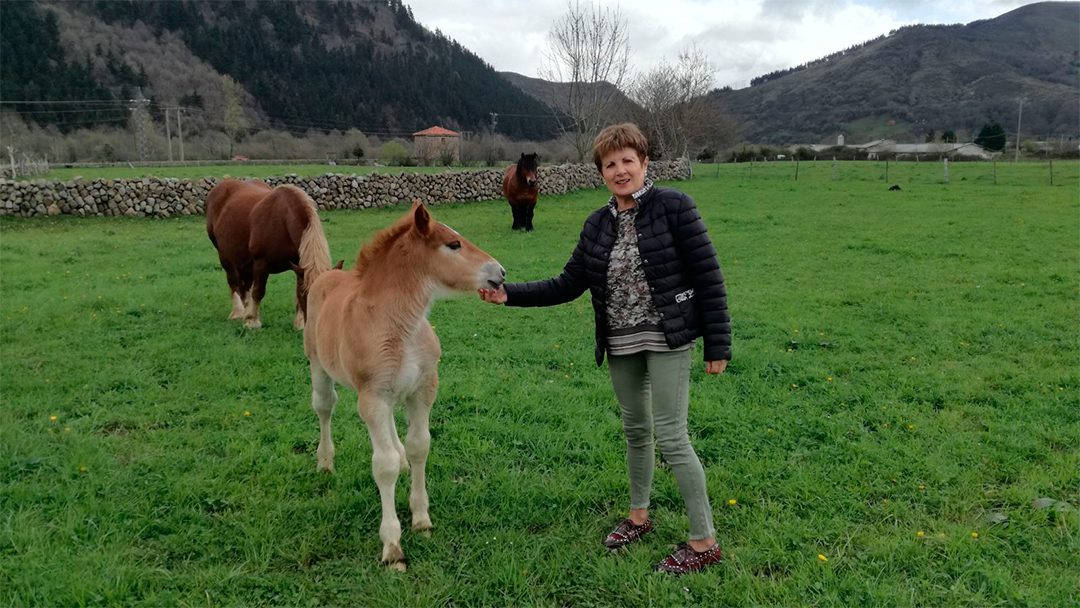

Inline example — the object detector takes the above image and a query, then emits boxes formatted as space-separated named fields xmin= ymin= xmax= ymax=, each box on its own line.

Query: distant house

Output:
xmin=412 ymin=126 xmax=461 ymax=164
xmin=861 ymin=140 xmax=994 ymax=160
xmin=788 ymin=140 xmax=995 ymax=160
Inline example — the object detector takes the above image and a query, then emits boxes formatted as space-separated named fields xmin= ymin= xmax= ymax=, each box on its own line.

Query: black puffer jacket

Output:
xmin=505 ymin=186 xmax=731 ymax=366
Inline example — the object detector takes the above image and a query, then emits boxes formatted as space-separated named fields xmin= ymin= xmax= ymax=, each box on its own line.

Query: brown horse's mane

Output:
xmin=354 ymin=214 xmax=414 ymax=275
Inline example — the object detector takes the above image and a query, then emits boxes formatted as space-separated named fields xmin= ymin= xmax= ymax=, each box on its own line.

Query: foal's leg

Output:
xmin=403 ymin=371 xmax=437 ymax=534
xmin=525 ymin=203 xmax=536 ymax=232
xmin=244 ymin=260 xmax=269 ymax=329
xmin=358 ymin=389 xmax=406 ymax=569
xmin=310 ymin=362 xmax=338 ymax=473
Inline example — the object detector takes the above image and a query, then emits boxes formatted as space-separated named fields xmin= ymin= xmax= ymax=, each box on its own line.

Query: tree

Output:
xmin=541 ymin=1 xmax=632 ymax=161
xmin=942 ymin=130 xmax=957 ymax=143
xmin=974 ymin=122 xmax=1006 ymax=151
xmin=221 ymin=75 xmax=248 ymax=157
xmin=628 ymin=45 xmax=732 ymax=160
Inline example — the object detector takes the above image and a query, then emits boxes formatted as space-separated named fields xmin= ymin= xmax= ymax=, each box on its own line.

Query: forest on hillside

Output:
xmin=0 ymin=0 xmax=560 ymax=141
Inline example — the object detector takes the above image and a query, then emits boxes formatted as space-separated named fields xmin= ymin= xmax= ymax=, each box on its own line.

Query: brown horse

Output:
xmin=206 ymin=178 xmax=332 ymax=329
xmin=502 ymin=152 xmax=539 ymax=231
xmin=303 ymin=202 xmax=505 ymax=571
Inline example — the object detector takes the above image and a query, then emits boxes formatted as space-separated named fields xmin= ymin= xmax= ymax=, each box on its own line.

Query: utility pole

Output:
xmin=165 ymin=108 xmax=173 ymax=162
xmin=1014 ymin=97 xmax=1025 ymax=162
xmin=177 ymin=107 xmax=185 ymax=163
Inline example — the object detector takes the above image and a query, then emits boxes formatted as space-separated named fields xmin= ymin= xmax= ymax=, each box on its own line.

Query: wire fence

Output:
xmin=696 ymin=159 xmax=1080 ymax=188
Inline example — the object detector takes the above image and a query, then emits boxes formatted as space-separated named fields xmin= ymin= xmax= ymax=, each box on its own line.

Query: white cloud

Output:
xmin=405 ymin=0 xmax=1041 ymax=90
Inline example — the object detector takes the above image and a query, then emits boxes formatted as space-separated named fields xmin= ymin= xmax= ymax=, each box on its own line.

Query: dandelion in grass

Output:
xmin=243 ymin=410 xmax=252 ymax=417
xmin=64 ymin=427 xmax=71 ymax=433
xmin=907 ymin=424 xmax=915 ymax=431
xmin=826 ymin=376 xmax=833 ymax=382
xmin=49 ymin=415 xmax=58 ymax=423
xmin=78 ymin=465 xmax=88 ymax=473
xmin=817 ymin=553 xmax=828 ymax=562
xmin=970 ymin=531 xmax=979 ymax=539
xmin=918 ymin=484 xmax=925 ymax=492
xmin=727 ymin=498 xmax=737 ymax=506
xmin=916 ymin=530 xmax=925 ymax=538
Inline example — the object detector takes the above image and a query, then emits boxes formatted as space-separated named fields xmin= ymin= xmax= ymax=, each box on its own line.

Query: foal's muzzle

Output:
xmin=483 ymin=261 xmax=507 ymax=289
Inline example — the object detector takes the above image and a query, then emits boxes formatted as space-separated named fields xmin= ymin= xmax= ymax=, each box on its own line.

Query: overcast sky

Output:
xmin=406 ymin=0 xmax=1045 ymax=90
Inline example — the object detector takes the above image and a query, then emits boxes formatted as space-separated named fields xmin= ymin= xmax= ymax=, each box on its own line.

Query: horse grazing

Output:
xmin=502 ymin=152 xmax=539 ymax=231
xmin=206 ymin=179 xmax=332 ymax=329
xmin=303 ymin=202 xmax=505 ymax=571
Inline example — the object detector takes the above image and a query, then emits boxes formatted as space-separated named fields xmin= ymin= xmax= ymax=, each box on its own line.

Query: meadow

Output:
xmin=1 ymin=162 xmax=1078 ymax=607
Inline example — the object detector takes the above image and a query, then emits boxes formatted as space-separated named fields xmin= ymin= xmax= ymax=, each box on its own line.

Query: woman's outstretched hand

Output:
xmin=705 ymin=360 xmax=728 ymax=375
xmin=478 ymin=286 xmax=508 ymax=304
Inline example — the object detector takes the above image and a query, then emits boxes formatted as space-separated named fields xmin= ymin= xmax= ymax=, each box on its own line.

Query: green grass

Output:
xmin=2 ymin=165 xmax=1078 ymax=606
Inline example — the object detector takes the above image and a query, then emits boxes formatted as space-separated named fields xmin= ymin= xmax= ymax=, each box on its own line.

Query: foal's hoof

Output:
xmin=381 ymin=543 xmax=406 ymax=571
xmin=244 ymin=319 xmax=262 ymax=329
xmin=386 ymin=560 xmax=407 ymax=573
xmin=412 ymin=519 xmax=433 ymax=537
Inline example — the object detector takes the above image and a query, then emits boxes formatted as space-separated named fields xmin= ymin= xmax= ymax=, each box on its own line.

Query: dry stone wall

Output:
xmin=0 ymin=159 xmax=689 ymax=218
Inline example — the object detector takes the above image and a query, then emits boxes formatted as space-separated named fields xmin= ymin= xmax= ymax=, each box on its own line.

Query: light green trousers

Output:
xmin=608 ymin=348 xmax=716 ymax=540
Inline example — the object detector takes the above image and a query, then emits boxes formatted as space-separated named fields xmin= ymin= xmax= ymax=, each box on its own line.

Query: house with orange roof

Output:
xmin=413 ymin=126 xmax=461 ymax=165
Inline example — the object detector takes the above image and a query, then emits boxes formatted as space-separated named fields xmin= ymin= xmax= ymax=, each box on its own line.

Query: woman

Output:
xmin=478 ymin=123 xmax=731 ymax=574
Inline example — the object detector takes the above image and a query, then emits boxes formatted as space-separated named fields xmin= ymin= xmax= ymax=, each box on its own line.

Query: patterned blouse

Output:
xmin=604 ymin=181 xmax=692 ymax=356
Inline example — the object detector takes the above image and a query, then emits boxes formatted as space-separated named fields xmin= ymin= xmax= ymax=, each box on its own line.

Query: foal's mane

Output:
xmin=354 ymin=214 xmax=414 ymax=276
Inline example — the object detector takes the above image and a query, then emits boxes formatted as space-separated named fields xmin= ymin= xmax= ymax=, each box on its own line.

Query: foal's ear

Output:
xmin=334 ymin=259 xmax=344 ymax=270
xmin=412 ymin=201 xmax=432 ymax=235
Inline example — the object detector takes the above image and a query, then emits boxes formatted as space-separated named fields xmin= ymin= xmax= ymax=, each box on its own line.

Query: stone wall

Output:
xmin=0 ymin=159 xmax=689 ymax=218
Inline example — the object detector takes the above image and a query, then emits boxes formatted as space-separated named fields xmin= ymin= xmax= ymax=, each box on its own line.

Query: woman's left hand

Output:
xmin=705 ymin=360 xmax=728 ymax=375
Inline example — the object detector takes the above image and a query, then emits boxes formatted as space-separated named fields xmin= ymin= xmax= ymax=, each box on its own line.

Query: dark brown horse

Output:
xmin=206 ymin=178 xmax=333 ymax=329
xmin=502 ymin=152 xmax=539 ymax=231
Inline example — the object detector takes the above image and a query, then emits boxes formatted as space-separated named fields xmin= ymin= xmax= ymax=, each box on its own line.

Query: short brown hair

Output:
xmin=592 ymin=123 xmax=648 ymax=171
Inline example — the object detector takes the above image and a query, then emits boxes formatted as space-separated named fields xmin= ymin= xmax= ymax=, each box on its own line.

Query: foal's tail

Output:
xmin=293 ymin=187 xmax=333 ymax=293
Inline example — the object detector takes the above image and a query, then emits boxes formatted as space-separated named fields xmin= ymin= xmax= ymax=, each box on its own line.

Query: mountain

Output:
xmin=0 ymin=0 xmax=560 ymax=140
xmin=711 ymin=1 xmax=1080 ymax=144
xmin=498 ymin=71 xmax=641 ymax=120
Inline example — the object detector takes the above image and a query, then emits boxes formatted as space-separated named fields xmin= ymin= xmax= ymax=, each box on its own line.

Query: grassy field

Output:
xmin=2 ymin=164 xmax=1078 ymax=606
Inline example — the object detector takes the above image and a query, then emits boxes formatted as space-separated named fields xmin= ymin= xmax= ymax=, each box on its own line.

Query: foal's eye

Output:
xmin=447 ymin=240 xmax=462 ymax=251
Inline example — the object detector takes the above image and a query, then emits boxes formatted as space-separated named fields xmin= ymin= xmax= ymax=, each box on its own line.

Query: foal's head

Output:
xmin=361 ymin=203 xmax=505 ymax=295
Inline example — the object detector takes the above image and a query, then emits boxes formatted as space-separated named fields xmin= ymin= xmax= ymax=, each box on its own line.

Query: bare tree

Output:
xmin=541 ymin=1 xmax=632 ymax=161
xmin=629 ymin=45 xmax=733 ymax=160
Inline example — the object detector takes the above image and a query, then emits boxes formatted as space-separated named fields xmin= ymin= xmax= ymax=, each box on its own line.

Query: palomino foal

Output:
xmin=303 ymin=202 xmax=505 ymax=571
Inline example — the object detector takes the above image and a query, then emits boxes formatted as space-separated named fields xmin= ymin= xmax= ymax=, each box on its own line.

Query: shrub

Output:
xmin=379 ymin=140 xmax=411 ymax=166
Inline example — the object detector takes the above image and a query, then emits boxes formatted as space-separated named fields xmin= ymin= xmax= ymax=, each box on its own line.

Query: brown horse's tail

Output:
xmin=294 ymin=188 xmax=333 ymax=293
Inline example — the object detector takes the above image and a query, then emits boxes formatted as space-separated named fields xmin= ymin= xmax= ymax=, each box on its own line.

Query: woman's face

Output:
xmin=600 ymin=147 xmax=648 ymax=201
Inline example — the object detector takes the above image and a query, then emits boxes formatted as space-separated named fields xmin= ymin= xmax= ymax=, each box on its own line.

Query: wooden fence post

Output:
xmin=943 ymin=158 xmax=949 ymax=184
xmin=832 ymin=157 xmax=837 ymax=181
